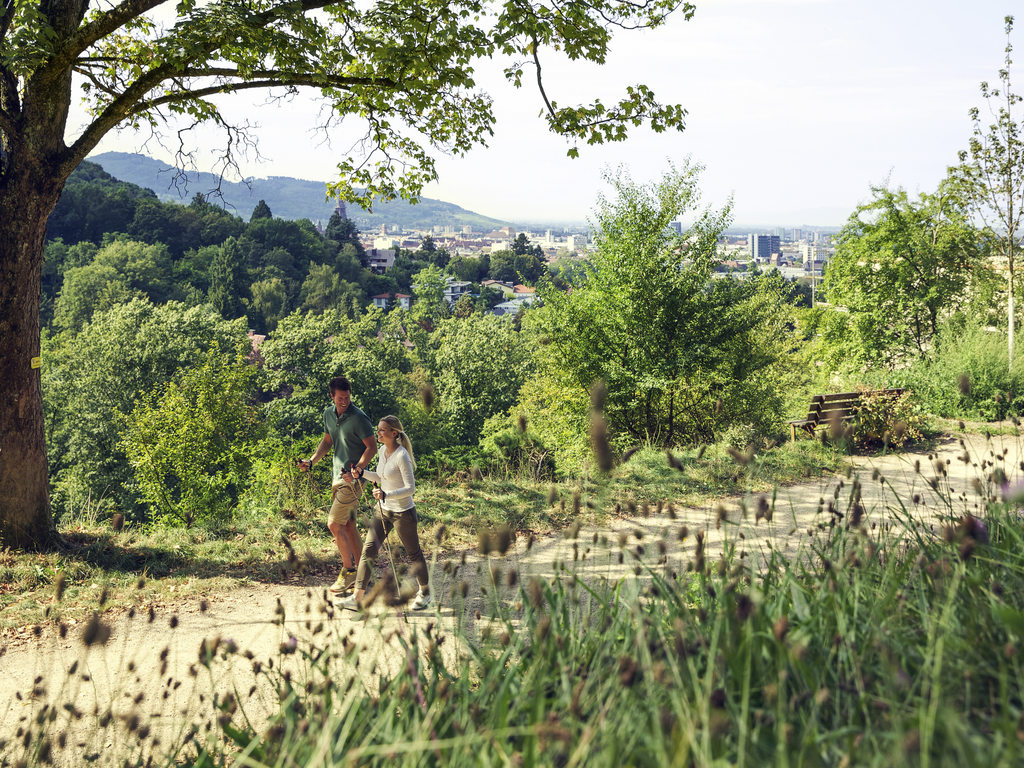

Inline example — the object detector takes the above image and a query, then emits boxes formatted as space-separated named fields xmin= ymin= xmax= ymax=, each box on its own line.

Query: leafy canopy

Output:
xmin=1 ymin=0 xmax=692 ymax=205
xmin=823 ymin=184 xmax=982 ymax=368
xmin=527 ymin=162 xmax=792 ymax=448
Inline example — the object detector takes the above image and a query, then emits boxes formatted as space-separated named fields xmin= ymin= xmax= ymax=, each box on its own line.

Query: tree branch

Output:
xmin=40 ymin=0 xmax=344 ymax=87
xmin=174 ymin=67 xmax=401 ymax=89
xmin=125 ymin=74 xmax=397 ymax=117
xmin=531 ymin=38 xmax=557 ymax=120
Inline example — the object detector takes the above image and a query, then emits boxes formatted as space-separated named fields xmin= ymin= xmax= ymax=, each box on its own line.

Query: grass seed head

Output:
xmin=773 ymin=615 xmax=789 ymax=642
xmin=527 ymin=578 xmax=545 ymax=610
xmin=81 ymin=613 xmax=110 ymax=647
xmin=589 ymin=379 xmax=607 ymax=412
xmin=590 ymin=413 xmax=613 ymax=473
xmin=617 ymin=655 xmax=639 ymax=687
xmin=419 ymin=383 xmax=435 ymax=412
xmin=726 ymin=446 xmax=750 ymax=466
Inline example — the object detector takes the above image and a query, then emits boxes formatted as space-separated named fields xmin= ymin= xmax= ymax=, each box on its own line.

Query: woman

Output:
xmin=340 ymin=415 xmax=431 ymax=611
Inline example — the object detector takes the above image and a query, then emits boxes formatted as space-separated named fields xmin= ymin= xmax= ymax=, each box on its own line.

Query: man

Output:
xmin=299 ymin=376 xmax=377 ymax=594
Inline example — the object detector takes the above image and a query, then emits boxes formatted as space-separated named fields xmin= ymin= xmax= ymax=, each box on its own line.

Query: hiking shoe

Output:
xmin=329 ymin=569 xmax=348 ymax=593
xmin=343 ymin=567 xmax=357 ymax=590
xmin=337 ymin=594 xmax=360 ymax=611
xmin=410 ymin=589 xmax=432 ymax=611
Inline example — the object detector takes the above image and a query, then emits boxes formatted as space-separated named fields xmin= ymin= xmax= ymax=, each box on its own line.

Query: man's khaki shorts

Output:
xmin=328 ymin=480 xmax=365 ymax=527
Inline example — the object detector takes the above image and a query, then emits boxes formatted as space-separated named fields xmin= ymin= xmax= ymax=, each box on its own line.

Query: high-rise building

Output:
xmin=750 ymin=234 xmax=781 ymax=263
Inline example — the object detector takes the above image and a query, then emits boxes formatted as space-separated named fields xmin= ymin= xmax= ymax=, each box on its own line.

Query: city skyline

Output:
xmin=82 ymin=0 xmax=1019 ymax=226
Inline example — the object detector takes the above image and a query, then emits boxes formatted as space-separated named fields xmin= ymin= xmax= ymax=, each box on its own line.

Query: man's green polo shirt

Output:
xmin=323 ymin=403 xmax=374 ymax=483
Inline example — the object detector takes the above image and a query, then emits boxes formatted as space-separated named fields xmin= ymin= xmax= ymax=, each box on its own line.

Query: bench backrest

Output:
xmin=804 ymin=388 xmax=904 ymax=423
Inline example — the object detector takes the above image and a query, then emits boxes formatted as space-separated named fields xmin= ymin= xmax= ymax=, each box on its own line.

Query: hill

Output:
xmin=89 ymin=152 xmax=508 ymax=231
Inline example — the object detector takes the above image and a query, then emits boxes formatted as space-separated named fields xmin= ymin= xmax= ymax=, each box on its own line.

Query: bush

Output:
xmin=120 ymin=348 xmax=265 ymax=526
xmin=478 ymin=413 xmax=556 ymax=480
xmin=415 ymin=445 xmax=488 ymax=479
xmin=850 ymin=389 xmax=925 ymax=448
xmin=240 ymin=434 xmax=328 ymax=521
xmin=892 ymin=324 xmax=1024 ymax=421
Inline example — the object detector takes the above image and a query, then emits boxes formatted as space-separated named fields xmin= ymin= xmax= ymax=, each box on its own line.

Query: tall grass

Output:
xmin=5 ymin=439 xmax=1023 ymax=767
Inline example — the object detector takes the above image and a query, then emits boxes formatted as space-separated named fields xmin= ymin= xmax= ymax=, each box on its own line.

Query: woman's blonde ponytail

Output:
xmin=381 ymin=415 xmax=415 ymax=469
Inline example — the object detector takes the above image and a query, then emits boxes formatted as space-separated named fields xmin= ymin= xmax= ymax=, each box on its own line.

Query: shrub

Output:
xmin=120 ymin=348 xmax=265 ymax=526
xmin=850 ymin=389 xmax=924 ymax=448
xmin=478 ymin=413 xmax=556 ymax=480
xmin=892 ymin=323 xmax=1024 ymax=420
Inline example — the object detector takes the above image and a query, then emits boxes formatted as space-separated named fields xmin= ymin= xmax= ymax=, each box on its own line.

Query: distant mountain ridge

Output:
xmin=89 ymin=151 xmax=508 ymax=231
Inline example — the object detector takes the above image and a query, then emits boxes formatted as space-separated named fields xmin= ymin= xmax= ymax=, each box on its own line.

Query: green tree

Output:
xmin=0 ymin=0 xmax=691 ymax=547
xmin=512 ymin=232 xmax=543 ymax=258
xmin=46 ymin=160 xmax=156 ymax=245
xmin=429 ymin=314 xmax=535 ymax=445
xmin=449 ymin=255 xmax=488 ymax=283
xmin=121 ymin=348 xmax=264 ymax=527
xmin=299 ymin=263 xmax=362 ymax=313
xmin=249 ymin=276 xmax=288 ymax=332
xmin=207 ymin=237 xmax=248 ymax=319
xmin=43 ymin=300 xmax=248 ymax=521
xmin=528 ymin=163 xmax=790 ymax=449
xmin=823 ymin=184 xmax=981 ymax=368
xmin=260 ymin=308 xmax=414 ymax=437
xmin=415 ymin=235 xmax=451 ymax=269
xmin=411 ymin=264 xmax=450 ymax=324
xmin=53 ymin=262 xmax=136 ymax=332
xmin=490 ymin=248 xmax=546 ymax=284
xmin=250 ymin=200 xmax=273 ymax=222
xmin=52 ymin=238 xmax=174 ymax=331
xmin=955 ymin=15 xmax=1024 ymax=368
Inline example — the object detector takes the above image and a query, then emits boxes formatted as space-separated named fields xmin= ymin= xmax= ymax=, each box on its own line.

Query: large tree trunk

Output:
xmin=0 ymin=175 xmax=63 ymax=549
xmin=0 ymin=1 xmax=88 ymax=549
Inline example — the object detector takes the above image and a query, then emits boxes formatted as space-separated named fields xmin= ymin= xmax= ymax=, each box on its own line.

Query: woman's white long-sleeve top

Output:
xmin=362 ymin=446 xmax=415 ymax=514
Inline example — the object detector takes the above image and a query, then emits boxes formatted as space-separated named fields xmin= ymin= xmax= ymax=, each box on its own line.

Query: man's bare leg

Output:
xmin=328 ymin=520 xmax=348 ymax=562
xmin=341 ymin=519 xmax=362 ymax=569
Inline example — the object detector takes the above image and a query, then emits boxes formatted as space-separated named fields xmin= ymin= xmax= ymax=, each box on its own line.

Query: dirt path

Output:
xmin=1 ymin=431 xmax=1019 ymax=763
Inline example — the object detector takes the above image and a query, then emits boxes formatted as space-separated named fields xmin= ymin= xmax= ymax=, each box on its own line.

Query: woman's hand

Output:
xmin=372 ymin=487 xmax=385 ymax=501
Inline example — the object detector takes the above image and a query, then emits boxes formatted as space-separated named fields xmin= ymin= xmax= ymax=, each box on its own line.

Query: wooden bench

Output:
xmin=788 ymin=388 xmax=905 ymax=441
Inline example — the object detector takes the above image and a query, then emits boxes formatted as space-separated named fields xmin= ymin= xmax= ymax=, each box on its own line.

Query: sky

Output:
xmin=86 ymin=0 xmax=1019 ymax=227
